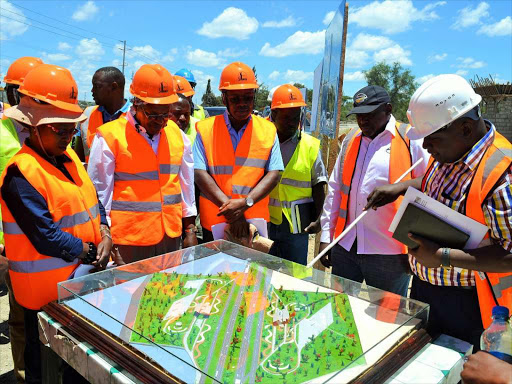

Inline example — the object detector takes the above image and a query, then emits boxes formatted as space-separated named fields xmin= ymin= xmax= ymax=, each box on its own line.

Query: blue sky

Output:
xmin=1 ymin=0 xmax=511 ymax=103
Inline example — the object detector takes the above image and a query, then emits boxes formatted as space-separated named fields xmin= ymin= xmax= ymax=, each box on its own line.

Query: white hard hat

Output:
xmin=407 ymin=74 xmax=482 ymax=140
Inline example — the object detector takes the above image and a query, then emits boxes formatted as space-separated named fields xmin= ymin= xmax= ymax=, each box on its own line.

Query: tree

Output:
xmin=201 ymin=79 xmax=223 ymax=107
xmin=363 ymin=62 xmax=418 ymax=122
xmin=252 ymin=65 xmax=270 ymax=111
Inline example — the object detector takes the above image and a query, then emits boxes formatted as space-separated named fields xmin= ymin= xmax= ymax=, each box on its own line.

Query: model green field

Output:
xmin=130 ymin=263 xmax=364 ymax=383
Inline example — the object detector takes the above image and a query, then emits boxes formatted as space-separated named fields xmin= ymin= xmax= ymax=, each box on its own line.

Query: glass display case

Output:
xmin=56 ymin=241 xmax=429 ymax=384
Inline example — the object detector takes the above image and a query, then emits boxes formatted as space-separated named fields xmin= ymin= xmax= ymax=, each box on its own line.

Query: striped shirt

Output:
xmin=410 ymin=121 xmax=512 ymax=286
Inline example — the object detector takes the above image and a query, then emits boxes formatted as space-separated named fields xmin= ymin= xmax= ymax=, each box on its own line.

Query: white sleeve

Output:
xmin=320 ymin=151 xmax=343 ymax=243
xmin=179 ymin=132 xmax=197 ymax=218
xmin=87 ymin=134 xmax=116 ymax=225
xmin=409 ymin=138 xmax=431 ymax=178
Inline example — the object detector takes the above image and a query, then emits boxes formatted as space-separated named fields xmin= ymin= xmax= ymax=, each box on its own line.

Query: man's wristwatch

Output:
xmin=184 ymin=226 xmax=197 ymax=235
xmin=440 ymin=247 xmax=452 ymax=269
xmin=81 ymin=242 xmax=98 ymax=264
xmin=245 ymin=197 xmax=254 ymax=208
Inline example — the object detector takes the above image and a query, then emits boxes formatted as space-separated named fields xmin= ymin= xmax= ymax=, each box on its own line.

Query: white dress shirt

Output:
xmin=87 ymin=113 xmax=197 ymax=226
xmin=320 ymin=115 xmax=430 ymax=254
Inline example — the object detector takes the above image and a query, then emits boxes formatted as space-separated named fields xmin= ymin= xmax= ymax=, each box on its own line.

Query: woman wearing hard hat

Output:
xmin=0 ymin=64 xmax=112 ymax=383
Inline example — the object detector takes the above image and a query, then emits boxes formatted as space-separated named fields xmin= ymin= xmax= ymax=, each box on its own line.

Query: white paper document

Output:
xmin=389 ymin=187 xmax=488 ymax=249
xmin=211 ymin=218 xmax=268 ymax=240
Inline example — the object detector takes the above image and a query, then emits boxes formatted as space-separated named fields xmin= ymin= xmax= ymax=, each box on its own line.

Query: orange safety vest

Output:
xmin=0 ymin=145 xmax=101 ymax=310
xmin=197 ymin=115 xmax=276 ymax=231
xmin=422 ymin=131 xmax=512 ymax=328
xmin=334 ymin=122 xmax=412 ymax=253
xmin=98 ymin=117 xmax=184 ymax=246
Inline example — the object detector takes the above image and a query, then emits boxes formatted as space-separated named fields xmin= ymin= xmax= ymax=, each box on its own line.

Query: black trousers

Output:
xmin=410 ymin=276 xmax=484 ymax=349
xmin=23 ymin=307 xmax=88 ymax=384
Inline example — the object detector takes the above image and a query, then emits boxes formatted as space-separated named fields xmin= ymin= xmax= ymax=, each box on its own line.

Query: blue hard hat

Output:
xmin=175 ymin=68 xmax=195 ymax=84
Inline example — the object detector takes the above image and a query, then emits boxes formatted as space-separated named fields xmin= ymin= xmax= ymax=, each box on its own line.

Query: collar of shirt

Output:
xmin=281 ymin=129 xmax=300 ymax=145
xmin=126 ymin=106 xmax=160 ymax=141
xmin=98 ymin=99 xmax=131 ymax=123
xmin=223 ymin=110 xmax=252 ymax=150
xmin=454 ymin=120 xmax=495 ymax=171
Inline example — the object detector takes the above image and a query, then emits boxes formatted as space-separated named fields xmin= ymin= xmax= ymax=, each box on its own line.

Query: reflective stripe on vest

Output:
xmin=98 ymin=117 xmax=184 ymax=245
xmin=0 ymin=145 xmax=101 ymax=310
xmin=9 ymin=258 xmax=80 ymax=274
xmin=334 ymin=122 xmax=412 ymax=252
xmin=463 ymin=131 xmax=512 ymax=329
xmin=197 ymin=114 xmax=276 ymax=230
xmin=268 ymin=133 xmax=320 ymax=230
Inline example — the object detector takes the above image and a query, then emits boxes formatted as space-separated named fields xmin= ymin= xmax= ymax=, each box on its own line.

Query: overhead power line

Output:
xmin=12 ymin=2 xmax=122 ymax=42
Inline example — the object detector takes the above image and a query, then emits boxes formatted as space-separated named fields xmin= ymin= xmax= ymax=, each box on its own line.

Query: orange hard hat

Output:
xmin=219 ymin=62 xmax=258 ymax=91
xmin=4 ymin=56 xmax=44 ymax=86
xmin=271 ymin=84 xmax=307 ymax=109
xmin=130 ymin=64 xmax=177 ymax=104
xmin=173 ymin=75 xmax=195 ymax=97
xmin=18 ymin=64 xmax=82 ymax=113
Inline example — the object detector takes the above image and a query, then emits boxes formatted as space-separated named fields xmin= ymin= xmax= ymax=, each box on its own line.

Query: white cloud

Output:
xmin=76 ymin=38 xmax=104 ymax=59
xmin=72 ymin=1 xmax=99 ymax=21
xmin=455 ymin=70 xmax=469 ymax=76
xmin=267 ymin=70 xmax=314 ymax=84
xmin=323 ymin=11 xmax=335 ymax=26
xmin=42 ymin=52 xmax=72 ymax=62
xmin=260 ymin=30 xmax=325 ymax=57
xmin=452 ymin=2 xmax=489 ymax=30
xmin=456 ymin=57 xmax=486 ymax=69
xmin=284 ymin=69 xmax=313 ymax=83
xmin=373 ymin=44 xmax=412 ymax=65
xmin=0 ymin=0 xmax=28 ymax=40
xmin=0 ymin=58 xmax=11 ymax=79
xmin=268 ymin=70 xmax=280 ymax=80
xmin=478 ymin=16 xmax=512 ymax=36
xmin=428 ymin=53 xmax=448 ymax=63
xmin=262 ymin=15 xmax=297 ymax=28
xmin=350 ymin=0 xmax=446 ymax=34
xmin=186 ymin=49 xmax=223 ymax=67
xmin=197 ymin=7 xmax=258 ymax=40
xmin=217 ymin=48 xmax=249 ymax=58
xmin=344 ymin=71 xmax=366 ymax=81
xmin=114 ymin=43 xmax=168 ymax=65
xmin=58 ymin=42 xmax=72 ymax=51
xmin=345 ymin=49 xmax=370 ymax=68
xmin=351 ymin=33 xmax=393 ymax=51
xmin=417 ymin=74 xmax=436 ymax=84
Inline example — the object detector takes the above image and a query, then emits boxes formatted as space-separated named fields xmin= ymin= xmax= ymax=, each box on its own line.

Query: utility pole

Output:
xmin=122 ymin=40 xmax=127 ymax=75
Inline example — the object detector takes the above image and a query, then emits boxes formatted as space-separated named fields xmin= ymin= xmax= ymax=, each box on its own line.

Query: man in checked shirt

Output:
xmin=367 ymin=74 xmax=512 ymax=349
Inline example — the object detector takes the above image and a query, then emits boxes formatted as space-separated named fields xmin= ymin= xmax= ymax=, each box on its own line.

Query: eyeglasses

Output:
xmin=48 ymin=124 xmax=79 ymax=137
xmin=140 ymin=105 xmax=170 ymax=121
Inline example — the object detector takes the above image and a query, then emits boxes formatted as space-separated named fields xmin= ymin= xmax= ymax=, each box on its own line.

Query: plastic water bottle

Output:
xmin=480 ymin=306 xmax=512 ymax=364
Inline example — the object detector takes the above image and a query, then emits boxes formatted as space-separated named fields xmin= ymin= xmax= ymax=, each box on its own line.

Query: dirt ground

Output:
xmin=0 ymin=281 xmax=16 ymax=384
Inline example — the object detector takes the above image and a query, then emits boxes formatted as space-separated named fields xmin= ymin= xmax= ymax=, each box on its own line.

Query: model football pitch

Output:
xmin=130 ymin=263 xmax=364 ymax=383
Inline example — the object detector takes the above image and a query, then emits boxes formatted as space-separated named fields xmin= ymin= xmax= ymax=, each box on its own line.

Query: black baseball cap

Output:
xmin=347 ymin=85 xmax=391 ymax=116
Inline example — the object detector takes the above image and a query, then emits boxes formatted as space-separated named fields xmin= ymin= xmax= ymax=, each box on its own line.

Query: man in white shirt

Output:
xmin=319 ymin=86 xmax=429 ymax=296
xmin=88 ymin=64 xmax=197 ymax=263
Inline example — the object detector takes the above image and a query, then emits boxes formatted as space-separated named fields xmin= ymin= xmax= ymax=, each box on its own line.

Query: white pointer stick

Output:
xmin=307 ymin=158 xmax=423 ymax=268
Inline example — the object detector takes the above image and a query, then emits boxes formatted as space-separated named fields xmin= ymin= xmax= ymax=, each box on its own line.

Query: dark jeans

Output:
xmin=24 ymin=308 xmax=42 ymax=384
xmin=330 ymin=242 xmax=411 ymax=297
xmin=268 ymin=221 xmax=309 ymax=265
xmin=410 ymin=275 xmax=484 ymax=349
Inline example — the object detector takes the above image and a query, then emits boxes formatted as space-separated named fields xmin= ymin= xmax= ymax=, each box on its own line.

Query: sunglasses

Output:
xmin=48 ymin=124 xmax=79 ymax=137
